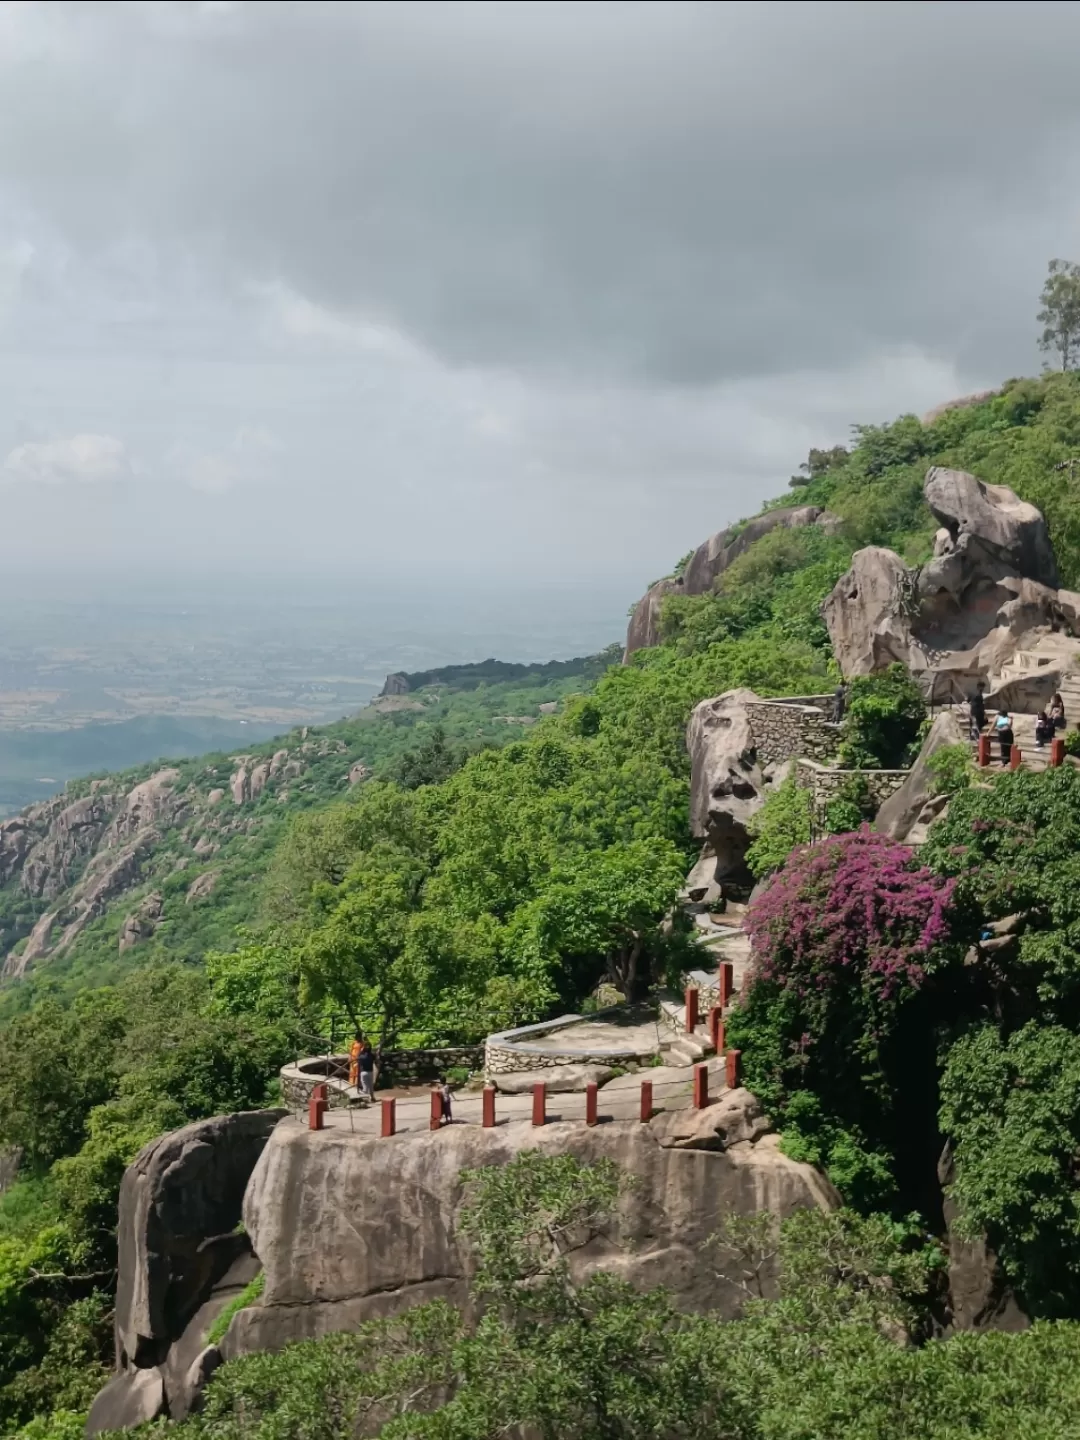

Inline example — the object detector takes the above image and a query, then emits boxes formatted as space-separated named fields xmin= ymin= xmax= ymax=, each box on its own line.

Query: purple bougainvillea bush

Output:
xmin=746 ymin=826 xmax=957 ymax=1005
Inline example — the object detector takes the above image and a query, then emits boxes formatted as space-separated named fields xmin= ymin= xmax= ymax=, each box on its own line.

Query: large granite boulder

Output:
xmin=687 ymin=688 xmax=764 ymax=883
xmin=825 ymin=468 xmax=1076 ymax=683
xmin=874 ymin=709 xmax=967 ymax=845
xmin=623 ymin=577 xmax=682 ymax=658
xmin=87 ymin=1109 xmax=285 ymax=1433
xmin=822 ymin=547 xmax=919 ymax=678
xmin=230 ymin=1105 xmax=838 ymax=1357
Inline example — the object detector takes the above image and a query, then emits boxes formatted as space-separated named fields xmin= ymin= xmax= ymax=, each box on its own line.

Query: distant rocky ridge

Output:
xmin=0 ymin=730 xmax=353 ymax=981
xmin=380 ymin=650 xmax=614 ymax=696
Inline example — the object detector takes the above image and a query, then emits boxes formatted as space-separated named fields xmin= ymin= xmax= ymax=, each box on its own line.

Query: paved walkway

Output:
xmin=312 ymin=1057 xmax=729 ymax=1138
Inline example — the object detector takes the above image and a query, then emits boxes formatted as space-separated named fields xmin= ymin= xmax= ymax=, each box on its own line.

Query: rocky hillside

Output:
xmin=0 ymin=659 xmax=600 ymax=1007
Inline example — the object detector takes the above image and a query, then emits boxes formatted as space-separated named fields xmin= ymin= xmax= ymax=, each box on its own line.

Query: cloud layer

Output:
xmin=0 ymin=2 xmax=1077 ymax=601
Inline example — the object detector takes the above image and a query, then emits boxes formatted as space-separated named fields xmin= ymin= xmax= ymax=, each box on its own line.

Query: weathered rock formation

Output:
xmin=624 ymin=506 xmax=835 ymax=659
xmin=87 ymin=1109 xmax=285 ymax=1434
xmin=874 ymin=710 xmax=967 ymax=846
xmin=687 ymin=688 xmax=765 ymax=886
xmin=231 ymin=1104 xmax=837 ymax=1358
xmin=825 ymin=468 xmax=1079 ymax=686
xmin=118 ymin=891 xmax=164 ymax=953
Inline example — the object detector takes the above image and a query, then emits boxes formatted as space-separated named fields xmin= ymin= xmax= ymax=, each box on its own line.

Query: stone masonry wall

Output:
xmin=484 ymin=1015 xmax=659 ymax=1077
xmin=745 ymin=700 xmax=841 ymax=767
xmin=794 ymin=758 xmax=909 ymax=826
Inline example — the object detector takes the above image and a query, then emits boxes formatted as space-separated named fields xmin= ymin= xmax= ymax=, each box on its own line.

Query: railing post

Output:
xmin=532 ymin=1083 xmax=546 ymax=1127
xmin=718 ymin=962 xmax=733 ymax=1010
xmin=684 ymin=985 xmax=699 ymax=1033
xmin=380 ymin=1098 xmax=396 ymax=1137
xmin=482 ymin=1085 xmax=496 ymax=1128
xmin=709 ymin=1006 xmax=723 ymax=1053
xmin=1052 ymin=737 xmax=1065 ymax=768
xmin=430 ymin=1090 xmax=443 ymax=1131
xmin=977 ymin=734 xmax=991 ymax=767
xmin=693 ymin=1063 xmax=708 ymax=1109
xmin=640 ymin=1079 xmax=653 ymax=1122
xmin=726 ymin=1049 xmax=743 ymax=1089
xmin=585 ymin=1082 xmax=598 ymax=1126
xmin=308 ymin=1082 xmax=327 ymax=1131
xmin=1010 ymin=746 xmax=1022 ymax=771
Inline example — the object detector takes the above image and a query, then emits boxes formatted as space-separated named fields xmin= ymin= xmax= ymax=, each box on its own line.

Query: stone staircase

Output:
xmin=964 ymin=661 xmax=1080 ymax=772
xmin=657 ymin=992 xmax=717 ymax=1067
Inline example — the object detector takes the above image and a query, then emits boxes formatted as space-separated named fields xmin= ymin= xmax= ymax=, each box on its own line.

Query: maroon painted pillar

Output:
xmin=977 ymin=734 xmax=991 ymax=767
xmin=532 ymin=1083 xmax=546 ymax=1127
xmin=684 ymin=985 xmax=699 ymax=1034
xmin=380 ymin=1098 xmax=396 ymax=1137
xmin=482 ymin=1085 xmax=496 ymax=1128
xmin=692 ymin=1063 xmax=708 ymax=1109
xmin=1052 ymin=737 xmax=1065 ymax=767
xmin=726 ymin=1049 xmax=743 ymax=1089
xmin=430 ymin=1090 xmax=443 ymax=1131
xmin=718 ymin=961 xmax=733 ymax=1010
xmin=709 ymin=1006 xmax=723 ymax=1053
xmin=585 ymin=1082 xmax=598 ymax=1127
xmin=1010 ymin=746 xmax=1022 ymax=771
xmin=640 ymin=1079 xmax=653 ymax=1122
xmin=308 ymin=1082 xmax=328 ymax=1131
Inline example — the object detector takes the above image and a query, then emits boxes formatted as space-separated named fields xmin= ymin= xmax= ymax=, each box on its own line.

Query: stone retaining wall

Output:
xmin=794 ymin=757 xmax=910 ymax=825
xmin=746 ymin=700 xmax=841 ymax=766
xmin=379 ymin=1046 xmax=484 ymax=1086
xmin=484 ymin=1014 xmax=659 ymax=1077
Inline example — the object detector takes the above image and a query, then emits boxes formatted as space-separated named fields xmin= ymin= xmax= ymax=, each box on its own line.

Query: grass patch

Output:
xmin=206 ymin=1271 xmax=265 ymax=1346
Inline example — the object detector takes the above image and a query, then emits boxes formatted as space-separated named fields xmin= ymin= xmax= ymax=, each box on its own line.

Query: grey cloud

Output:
xmin=0 ymin=2 xmax=1078 ymax=385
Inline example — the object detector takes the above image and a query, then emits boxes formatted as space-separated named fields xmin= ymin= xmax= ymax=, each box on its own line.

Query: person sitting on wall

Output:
xmin=1050 ymin=691 xmax=1067 ymax=731
xmin=1036 ymin=708 xmax=1056 ymax=748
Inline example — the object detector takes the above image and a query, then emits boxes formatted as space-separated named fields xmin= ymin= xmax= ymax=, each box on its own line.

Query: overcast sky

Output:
xmin=1 ymin=0 xmax=1079 ymax=606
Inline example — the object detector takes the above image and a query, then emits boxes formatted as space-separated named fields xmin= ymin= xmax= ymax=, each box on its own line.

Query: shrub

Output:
xmin=839 ymin=664 xmax=927 ymax=770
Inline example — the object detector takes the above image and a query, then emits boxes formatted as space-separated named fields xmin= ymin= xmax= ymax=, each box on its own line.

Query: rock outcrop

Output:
xmin=874 ymin=709 xmax=967 ymax=845
xmin=118 ymin=891 xmax=164 ymax=953
xmin=624 ymin=506 xmax=831 ymax=660
xmin=87 ymin=1109 xmax=285 ymax=1434
xmin=938 ymin=1144 xmax=1028 ymax=1334
xmin=687 ymin=688 xmax=765 ymax=885
xmin=230 ymin=1106 xmax=838 ymax=1358
xmin=921 ymin=388 xmax=1002 ymax=427
xmin=825 ymin=468 xmax=1079 ymax=684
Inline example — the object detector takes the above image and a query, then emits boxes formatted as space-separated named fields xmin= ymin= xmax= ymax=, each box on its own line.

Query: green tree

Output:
xmin=1038 ymin=258 xmax=1080 ymax=371
xmin=838 ymin=664 xmax=926 ymax=770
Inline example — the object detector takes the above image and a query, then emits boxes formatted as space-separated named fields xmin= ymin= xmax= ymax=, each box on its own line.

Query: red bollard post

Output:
xmin=532 ymin=1083 xmax=546 ymax=1127
xmin=726 ymin=1049 xmax=743 ymax=1089
xmin=1051 ymin=737 xmax=1065 ymax=768
xmin=430 ymin=1089 xmax=443 ymax=1131
xmin=380 ymin=1098 xmax=396 ymax=1137
xmin=718 ymin=961 xmax=733 ymax=1010
xmin=640 ymin=1079 xmax=653 ymax=1122
xmin=708 ymin=1005 xmax=723 ymax=1052
xmin=693 ymin=1063 xmax=708 ymax=1109
xmin=308 ymin=1082 xmax=327 ymax=1131
xmin=684 ymin=985 xmax=699 ymax=1034
xmin=585 ymin=1081 xmax=598 ymax=1126
xmin=977 ymin=734 xmax=991 ymax=767
xmin=1010 ymin=746 xmax=1022 ymax=771
xmin=482 ymin=1085 xmax=496 ymax=1128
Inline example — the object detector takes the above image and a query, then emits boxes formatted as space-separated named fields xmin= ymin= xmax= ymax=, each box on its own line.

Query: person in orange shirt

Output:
xmin=349 ymin=1031 xmax=363 ymax=1091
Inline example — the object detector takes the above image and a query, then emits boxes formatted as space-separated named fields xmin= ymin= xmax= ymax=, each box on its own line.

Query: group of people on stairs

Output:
xmin=969 ymin=682 xmax=1067 ymax=766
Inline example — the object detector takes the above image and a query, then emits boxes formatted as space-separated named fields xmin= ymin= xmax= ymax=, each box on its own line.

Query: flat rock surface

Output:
xmin=495 ymin=1064 xmax=616 ymax=1094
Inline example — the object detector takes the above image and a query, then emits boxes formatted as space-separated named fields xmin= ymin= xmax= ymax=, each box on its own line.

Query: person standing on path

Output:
xmin=357 ymin=1035 xmax=375 ymax=1101
xmin=969 ymin=681 xmax=987 ymax=741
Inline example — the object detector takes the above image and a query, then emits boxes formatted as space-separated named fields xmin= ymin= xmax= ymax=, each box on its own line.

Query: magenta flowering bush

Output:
xmin=746 ymin=826 xmax=956 ymax=1003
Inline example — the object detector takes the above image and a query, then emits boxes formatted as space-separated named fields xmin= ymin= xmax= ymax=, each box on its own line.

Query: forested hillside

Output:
xmin=11 ymin=372 xmax=1080 ymax=1436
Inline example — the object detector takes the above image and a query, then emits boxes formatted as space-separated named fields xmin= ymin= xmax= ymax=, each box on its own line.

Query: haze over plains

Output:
xmin=0 ymin=0 xmax=1078 ymax=615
